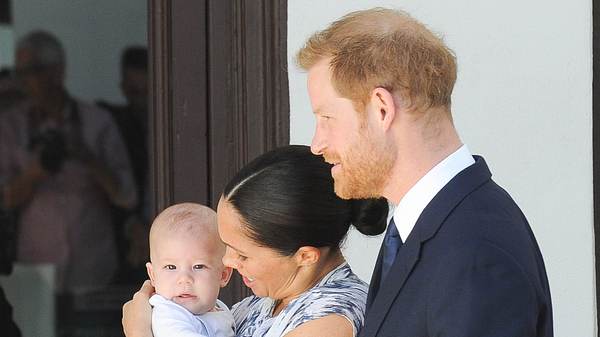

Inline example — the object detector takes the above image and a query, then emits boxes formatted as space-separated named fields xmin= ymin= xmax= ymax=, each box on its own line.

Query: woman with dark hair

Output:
xmin=123 ymin=145 xmax=388 ymax=337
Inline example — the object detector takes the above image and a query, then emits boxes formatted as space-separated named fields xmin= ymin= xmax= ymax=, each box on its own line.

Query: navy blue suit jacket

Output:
xmin=359 ymin=156 xmax=553 ymax=337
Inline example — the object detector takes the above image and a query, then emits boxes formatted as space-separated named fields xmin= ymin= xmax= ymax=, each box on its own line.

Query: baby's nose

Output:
xmin=177 ymin=272 xmax=193 ymax=285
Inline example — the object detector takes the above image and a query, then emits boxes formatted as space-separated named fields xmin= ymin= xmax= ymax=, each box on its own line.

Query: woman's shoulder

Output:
xmin=278 ymin=264 xmax=369 ymax=336
xmin=290 ymin=264 xmax=368 ymax=316
xmin=302 ymin=265 xmax=367 ymax=308
xmin=314 ymin=263 xmax=368 ymax=294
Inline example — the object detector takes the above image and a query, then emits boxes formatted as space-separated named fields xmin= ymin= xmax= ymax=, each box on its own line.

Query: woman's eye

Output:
xmin=165 ymin=265 xmax=176 ymax=270
xmin=193 ymin=264 xmax=206 ymax=270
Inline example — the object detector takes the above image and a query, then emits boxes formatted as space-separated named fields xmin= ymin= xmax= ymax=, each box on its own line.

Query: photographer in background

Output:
xmin=0 ymin=31 xmax=137 ymax=296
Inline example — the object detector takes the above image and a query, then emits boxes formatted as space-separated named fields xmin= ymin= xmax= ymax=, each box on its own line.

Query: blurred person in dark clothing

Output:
xmin=98 ymin=46 xmax=148 ymax=194
xmin=97 ymin=46 xmax=149 ymax=283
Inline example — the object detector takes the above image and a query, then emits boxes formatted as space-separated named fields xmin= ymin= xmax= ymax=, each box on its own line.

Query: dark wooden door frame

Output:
xmin=148 ymin=0 xmax=289 ymax=305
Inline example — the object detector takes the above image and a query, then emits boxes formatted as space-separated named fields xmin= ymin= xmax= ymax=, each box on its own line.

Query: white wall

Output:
xmin=288 ymin=1 xmax=594 ymax=336
xmin=12 ymin=0 xmax=147 ymax=103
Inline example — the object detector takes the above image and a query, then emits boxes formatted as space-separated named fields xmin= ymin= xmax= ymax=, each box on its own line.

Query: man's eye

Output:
xmin=165 ymin=265 xmax=176 ymax=270
xmin=193 ymin=264 xmax=206 ymax=270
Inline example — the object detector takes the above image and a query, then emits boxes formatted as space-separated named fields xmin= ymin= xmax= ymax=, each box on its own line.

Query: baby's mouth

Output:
xmin=176 ymin=293 xmax=197 ymax=300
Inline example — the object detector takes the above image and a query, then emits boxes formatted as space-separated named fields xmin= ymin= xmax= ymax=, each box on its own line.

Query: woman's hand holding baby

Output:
xmin=123 ymin=280 xmax=155 ymax=337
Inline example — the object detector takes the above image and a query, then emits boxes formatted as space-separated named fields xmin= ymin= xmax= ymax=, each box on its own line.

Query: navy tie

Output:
xmin=381 ymin=217 xmax=402 ymax=284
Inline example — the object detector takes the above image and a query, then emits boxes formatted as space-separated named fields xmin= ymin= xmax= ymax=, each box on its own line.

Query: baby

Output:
xmin=146 ymin=203 xmax=234 ymax=337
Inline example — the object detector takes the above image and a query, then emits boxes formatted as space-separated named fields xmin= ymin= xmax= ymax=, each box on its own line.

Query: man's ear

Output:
xmin=294 ymin=246 xmax=321 ymax=267
xmin=145 ymin=262 xmax=156 ymax=287
xmin=369 ymin=87 xmax=397 ymax=131
xmin=220 ymin=266 xmax=233 ymax=287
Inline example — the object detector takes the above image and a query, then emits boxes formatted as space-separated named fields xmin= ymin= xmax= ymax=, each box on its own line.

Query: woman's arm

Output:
xmin=122 ymin=280 xmax=155 ymax=337
xmin=283 ymin=314 xmax=354 ymax=337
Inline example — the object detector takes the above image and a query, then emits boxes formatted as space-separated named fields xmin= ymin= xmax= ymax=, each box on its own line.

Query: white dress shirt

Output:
xmin=391 ymin=145 xmax=475 ymax=242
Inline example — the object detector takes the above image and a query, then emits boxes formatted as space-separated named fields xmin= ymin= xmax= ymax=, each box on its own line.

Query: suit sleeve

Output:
xmin=427 ymin=240 xmax=540 ymax=337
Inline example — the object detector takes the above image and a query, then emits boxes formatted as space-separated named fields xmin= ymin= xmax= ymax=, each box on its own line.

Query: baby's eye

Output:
xmin=165 ymin=265 xmax=176 ymax=270
xmin=193 ymin=264 xmax=206 ymax=270
xmin=238 ymin=255 xmax=248 ymax=262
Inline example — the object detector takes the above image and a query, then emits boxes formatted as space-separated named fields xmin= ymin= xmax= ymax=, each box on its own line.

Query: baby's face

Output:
xmin=147 ymin=232 xmax=229 ymax=315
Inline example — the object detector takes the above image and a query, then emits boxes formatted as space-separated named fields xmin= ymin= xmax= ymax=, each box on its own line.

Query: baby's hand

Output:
xmin=122 ymin=280 xmax=155 ymax=337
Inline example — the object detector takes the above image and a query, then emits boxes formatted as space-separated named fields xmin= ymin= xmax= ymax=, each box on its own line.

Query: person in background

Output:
xmin=97 ymin=46 xmax=150 ymax=283
xmin=0 ymin=30 xmax=137 ymax=294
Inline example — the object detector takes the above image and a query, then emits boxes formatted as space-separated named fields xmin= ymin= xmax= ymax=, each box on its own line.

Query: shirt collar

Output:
xmin=391 ymin=145 xmax=475 ymax=242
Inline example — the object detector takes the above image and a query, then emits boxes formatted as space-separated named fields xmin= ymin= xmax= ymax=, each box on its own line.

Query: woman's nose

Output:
xmin=222 ymin=247 xmax=238 ymax=269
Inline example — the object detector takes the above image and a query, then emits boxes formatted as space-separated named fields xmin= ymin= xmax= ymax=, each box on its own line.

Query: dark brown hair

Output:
xmin=223 ymin=145 xmax=388 ymax=256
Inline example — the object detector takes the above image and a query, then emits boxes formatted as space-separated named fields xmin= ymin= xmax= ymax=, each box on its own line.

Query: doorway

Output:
xmin=148 ymin=0 xmax=290 ymax=306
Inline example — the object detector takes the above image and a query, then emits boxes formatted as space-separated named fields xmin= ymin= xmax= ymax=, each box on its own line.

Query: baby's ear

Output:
xmin=220 ymin=266 xmax=233 ymax=287
xmin=146 ymin=262 xmax=155 ymax=287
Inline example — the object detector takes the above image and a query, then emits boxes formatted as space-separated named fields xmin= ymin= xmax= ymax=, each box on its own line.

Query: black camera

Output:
xmin=28 ymin=129 xmax=68 ymax=174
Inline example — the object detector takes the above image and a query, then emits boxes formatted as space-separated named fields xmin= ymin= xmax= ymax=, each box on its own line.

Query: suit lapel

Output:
xmin=360 ymin=156 xmax=492 ymax=337
xmin=366 ymin=242 xmax=385 ymax=309
xmin=361 ymin=237 xmax=422 ymax=337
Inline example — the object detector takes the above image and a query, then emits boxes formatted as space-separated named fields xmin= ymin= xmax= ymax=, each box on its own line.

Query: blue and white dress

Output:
xmin=232 ymin=262 xmax=368 ymax=337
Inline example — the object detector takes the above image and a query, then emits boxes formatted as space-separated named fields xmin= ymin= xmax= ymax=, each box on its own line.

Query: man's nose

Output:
xmin=310 ymin=127 xmax=326 ymax=156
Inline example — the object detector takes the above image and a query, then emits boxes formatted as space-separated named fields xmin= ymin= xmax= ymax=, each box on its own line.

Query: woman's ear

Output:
xmin=220 ymin=266 xmax=233 ymax=287
xmin=145 ymin=262 xmax=156 ymax=287
xmin=294 ymin=246 xmax=321 ymax=266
